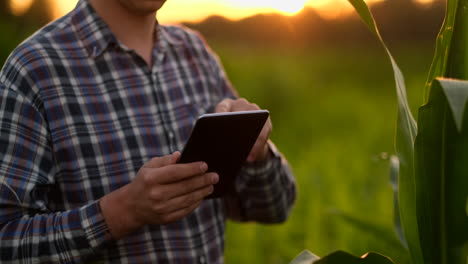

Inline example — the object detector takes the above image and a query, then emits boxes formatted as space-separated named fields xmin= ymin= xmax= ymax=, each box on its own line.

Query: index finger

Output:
xmin=156 ymin=161 xmax=208 ymax=184
xmin=215 ymin=99 xmax=233 ymax=113
xmin=143 ymin=152 xmax=181 ymax=169
xmin=247 ymin=119 xmax=272 ymax=162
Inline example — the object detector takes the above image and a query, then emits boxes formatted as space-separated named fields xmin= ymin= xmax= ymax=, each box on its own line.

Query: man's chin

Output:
xmin=141 ymin=3 xmax=166 ymax=13
xmin=119 ymin=0 xmax=167 ymax=15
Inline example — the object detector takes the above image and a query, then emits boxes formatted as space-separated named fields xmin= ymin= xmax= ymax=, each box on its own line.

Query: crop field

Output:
xmin=212 ymin=43 xmax=434 ymax=264
xmin=0 ymin=4 xmax=440 ymax=261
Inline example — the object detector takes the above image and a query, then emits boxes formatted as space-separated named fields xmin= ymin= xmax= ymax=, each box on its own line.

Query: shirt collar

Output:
xmin=158 ymin=25 xmax=184 ymax=47
xmin=71 ymin=0 xmax=183 ymax=59
xmin=71 ymin=0 xmax=118 ymax=58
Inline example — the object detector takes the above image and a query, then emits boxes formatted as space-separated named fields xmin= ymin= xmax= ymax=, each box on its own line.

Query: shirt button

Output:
xmin=168 ymin=132 xmax=175 ymax=139
xmin=199 ymin=256 xmax=206 ymax=264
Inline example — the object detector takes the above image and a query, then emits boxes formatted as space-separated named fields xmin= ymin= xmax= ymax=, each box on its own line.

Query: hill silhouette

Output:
xmin=184 ymin=0 xmax=444 ymax=49
xmin=0 ymin=0 xmax=445 ymax=65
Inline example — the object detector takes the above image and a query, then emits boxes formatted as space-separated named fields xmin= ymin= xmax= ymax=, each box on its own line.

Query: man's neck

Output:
xmin=89 ymin=0 xmax=157 ymax=66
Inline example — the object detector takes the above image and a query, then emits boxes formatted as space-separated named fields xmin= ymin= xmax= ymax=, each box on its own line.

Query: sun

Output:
xmin=271 ymin=0 xmax=307 ymax=15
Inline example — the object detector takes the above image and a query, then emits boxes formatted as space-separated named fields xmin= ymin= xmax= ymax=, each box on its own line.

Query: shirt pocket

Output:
xmin=168 ymin=97 xmax=211 ymax=150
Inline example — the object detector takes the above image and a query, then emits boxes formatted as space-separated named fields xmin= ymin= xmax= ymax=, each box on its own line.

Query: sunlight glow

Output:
xmin=307 ymin=0 xmax=364 ymax=19
xmin=50 ymin=0 xmax=77 ymax=19
xmin=415 ymin=0 xmax=434 ymax=4
xmin=9 ymin=0 xmax=34 ymax=16
xmin=271 ymin=0 xmax=307 ymax=15
xmin=13 ymin=0 xmax=433 ymax=24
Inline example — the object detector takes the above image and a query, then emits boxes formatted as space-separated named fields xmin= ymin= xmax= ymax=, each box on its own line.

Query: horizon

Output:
xmin=9 ymin=0 xmax=436 ymax=24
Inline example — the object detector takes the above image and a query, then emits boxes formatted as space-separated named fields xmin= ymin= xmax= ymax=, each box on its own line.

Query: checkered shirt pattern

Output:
xmin=0 ymin=0 xmax=296 ymax=263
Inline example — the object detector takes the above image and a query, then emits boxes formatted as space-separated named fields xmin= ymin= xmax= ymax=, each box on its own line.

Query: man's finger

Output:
xmin=215 ymin=99 xmax=233 ymax=113
xmin=160 ymin=200 xmax=203 ymax=224
xmin=247 ymin=120 xmax=271 ymax=162
xmin=158 ymin=184 xmax=214 ymax=214
xmin=144 ymin=152 xmax=180 ymax=168
xmin=165 ymin=172 xmax=218 ymax=200
xmin=248 ymin=137 xmax=269 ymax=162
xmin=230 ymin=99 xmax=257 ymax=112
xmin=156 ymin=162 xmax=208 ymax=184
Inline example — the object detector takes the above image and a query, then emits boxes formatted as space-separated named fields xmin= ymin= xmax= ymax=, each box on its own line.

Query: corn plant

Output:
xmin=290 ymin=0 xmax=468 ymax=263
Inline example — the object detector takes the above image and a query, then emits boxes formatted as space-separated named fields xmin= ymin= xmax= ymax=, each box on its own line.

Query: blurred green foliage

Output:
xmin=0 ymin=0 xmax=52 ymax=64
xmin=0 ymin=1 xmax=442 ymax=263
xmin=218 ymin=44 xmax=430 ymax=264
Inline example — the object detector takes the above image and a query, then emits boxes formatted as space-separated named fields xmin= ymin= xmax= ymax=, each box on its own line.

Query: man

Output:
xmin=0 ymin=0 xmax=296 ymax=263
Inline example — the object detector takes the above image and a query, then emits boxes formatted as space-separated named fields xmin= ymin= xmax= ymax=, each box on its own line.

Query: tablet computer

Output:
xmin=178 ymin=110 xmax=270 ymax=199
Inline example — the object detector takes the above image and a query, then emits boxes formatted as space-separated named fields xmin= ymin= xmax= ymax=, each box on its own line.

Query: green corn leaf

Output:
xmin=331 ymin=209 xmax=409 ymax=257
xmin=425 ymin=0 xmax=468 ymax=101
xmin=439 ymin=79 xmax=468 ymax=132
xmin=312 ymin=251 xmax=395 ymax=264
xmin=345 ymin=0 xmax=421 ymax=263
xmin=445 ymin=0 xmax=468 ymax=80
xmin=289 ymin=250 xmax=395 ymax=264
xmin=389 ymin=155 xmax=407 ymax=249
xmin=424 ymin=0 xmax=460 ymax=101
xmin=414 ymin=78 xmax=468 ymax=264
xmin=289 ymin=250 xmax=320 ymax=264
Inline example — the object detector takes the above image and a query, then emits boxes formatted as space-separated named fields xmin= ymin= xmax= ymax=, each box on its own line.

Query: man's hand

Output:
xmin=215 ymin=98 xmax=272 ymax=162
xmin=100 ymin=152 xmax=218 ymax=239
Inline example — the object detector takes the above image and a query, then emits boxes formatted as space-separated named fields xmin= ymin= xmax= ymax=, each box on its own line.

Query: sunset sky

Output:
xmin=10 ymin=0 xmax=433 ymax=22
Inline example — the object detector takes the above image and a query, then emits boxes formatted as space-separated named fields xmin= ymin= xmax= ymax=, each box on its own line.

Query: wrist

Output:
xmin=100 ymin=185 xmax=143 ymax=240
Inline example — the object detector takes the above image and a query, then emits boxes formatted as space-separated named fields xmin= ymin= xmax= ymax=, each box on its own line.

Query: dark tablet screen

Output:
xmin=178 ymin=110 xmax=269 ymax=199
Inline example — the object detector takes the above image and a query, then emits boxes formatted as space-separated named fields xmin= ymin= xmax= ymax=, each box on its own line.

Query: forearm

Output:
xmin=0 ymin=201 xmax=112 ymax=263
xmin=99 ymin=184 xmax=143 ymax=240
xmin=225 ymin=142 xmax=296 ymax=223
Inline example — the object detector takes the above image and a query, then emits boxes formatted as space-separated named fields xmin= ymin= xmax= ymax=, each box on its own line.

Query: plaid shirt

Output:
xmin=0 ymin=0 xmax=296 ymax=263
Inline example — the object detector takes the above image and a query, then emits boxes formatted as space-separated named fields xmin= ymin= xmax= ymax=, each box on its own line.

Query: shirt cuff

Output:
xmin=79 ymin=200 xmax=113 ymax=251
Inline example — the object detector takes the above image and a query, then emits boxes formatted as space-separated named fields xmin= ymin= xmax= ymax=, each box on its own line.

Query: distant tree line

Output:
xmin=0 ymin=0 xmax=445 ymax=66
xmin=185 ymin=0 xmax=445 ymax=50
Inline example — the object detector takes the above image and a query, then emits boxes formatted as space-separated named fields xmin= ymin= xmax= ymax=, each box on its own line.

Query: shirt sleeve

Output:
xmin=192 ymin=31 xmax=297 ymax=223
xmin=0 ymin=84 xmax=112 ymax=263
xmin=185 ymin=27 xmax=238 ymax=102
xmin=224 ymin=141 xmax=297 ymax=223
